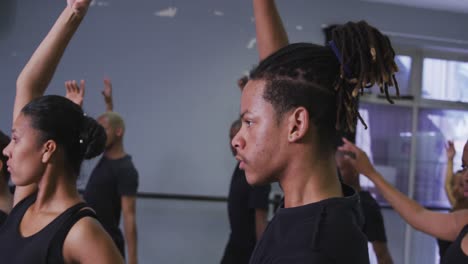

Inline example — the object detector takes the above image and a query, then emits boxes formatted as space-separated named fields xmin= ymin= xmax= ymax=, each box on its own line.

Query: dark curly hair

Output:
xmin=250 ymin=21 xmax=399 ymax=153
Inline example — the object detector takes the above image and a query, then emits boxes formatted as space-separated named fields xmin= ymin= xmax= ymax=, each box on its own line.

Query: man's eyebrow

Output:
xmin=240 ymin=110 xmax=251 ymax=119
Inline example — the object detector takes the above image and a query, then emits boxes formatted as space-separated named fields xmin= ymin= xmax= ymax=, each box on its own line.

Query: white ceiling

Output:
xmin=363 ymin=0 xmax=468 ymax=14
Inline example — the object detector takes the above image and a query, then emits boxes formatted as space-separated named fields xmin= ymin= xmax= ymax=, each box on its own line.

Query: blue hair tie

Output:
xmin=328 ymin=40 xmax=352 ymax=78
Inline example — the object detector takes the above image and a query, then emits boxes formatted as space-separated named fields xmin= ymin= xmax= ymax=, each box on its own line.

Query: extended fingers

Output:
xmin=65 ymin=81 xmax=72 ymax=93
xmin=79 ymin=80 xmax=86 ymax=96
xmin=65 ymin=80 xmax=83 ymax=94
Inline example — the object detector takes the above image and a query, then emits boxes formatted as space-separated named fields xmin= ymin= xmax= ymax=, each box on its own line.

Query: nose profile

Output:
xmin=231 ymin=132 xmax=245 ymax=152
xmin=2 ymin=141 xmax=12 ymax=158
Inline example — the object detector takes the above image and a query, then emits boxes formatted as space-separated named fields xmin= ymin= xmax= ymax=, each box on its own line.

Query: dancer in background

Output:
xmin=65 ymin=78 xmax=139 ymax=264
xmin=437 ymin=140 xmax=468 ymax=260
xmin=221 ymin=116 xmax=271 ymax=264
xmin=339 ymin=138 xmax=468 ymax=264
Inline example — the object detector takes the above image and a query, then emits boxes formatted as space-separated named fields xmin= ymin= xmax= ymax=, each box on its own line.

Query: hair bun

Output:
xmin=80 ymin=116 xmax=106 ymax=159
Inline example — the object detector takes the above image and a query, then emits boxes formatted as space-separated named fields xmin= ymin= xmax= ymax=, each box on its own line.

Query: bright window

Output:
xmin=423 ymin=58 xmax=468 ymax=103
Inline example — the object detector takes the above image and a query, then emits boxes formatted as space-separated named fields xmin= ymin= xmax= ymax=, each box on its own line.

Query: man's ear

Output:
xmin=41 ymin=140 xmax=57 ymax=163
xmin=287 ymin=107 xmax=310 ymax=143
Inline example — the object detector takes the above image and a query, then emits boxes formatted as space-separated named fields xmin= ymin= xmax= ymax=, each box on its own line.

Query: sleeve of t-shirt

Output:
xmin=117 ymin=163 xmax=139 ymax=196
xmin=248 ymin=184 xmax=271 ymax=210
xmin=364 ymin=203 xmax=387 ymax=242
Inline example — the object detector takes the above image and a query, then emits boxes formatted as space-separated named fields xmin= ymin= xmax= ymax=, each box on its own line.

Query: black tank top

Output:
xmin=0 ymin=193 xmax=96 ymax=264
xmin=441 ymin=224 xmax=468 ymax=264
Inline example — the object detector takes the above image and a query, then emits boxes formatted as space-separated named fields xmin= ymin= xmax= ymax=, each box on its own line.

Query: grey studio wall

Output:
xmin=1 ymin=0 xmax=468 ymax=263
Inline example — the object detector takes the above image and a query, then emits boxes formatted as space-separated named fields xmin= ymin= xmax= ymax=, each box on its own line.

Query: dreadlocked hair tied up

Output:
xmin=330 ymin=20 xmax=400 ymax=131
xmin=249 ymin=20 xmax=399 ymax=153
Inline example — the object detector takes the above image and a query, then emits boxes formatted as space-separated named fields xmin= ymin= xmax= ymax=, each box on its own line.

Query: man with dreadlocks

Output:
xmin=231 ymin=0 xmax=400 ymax=263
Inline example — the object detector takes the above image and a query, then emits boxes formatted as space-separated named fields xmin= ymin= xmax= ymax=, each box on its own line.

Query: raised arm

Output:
xmin=445 ymin=140 xmax=456 ymax=206
xmin=12 ymin=0 xmax=91 ymax=206
xmin=14 ymin=0 xmax=91 ymax=121
xmin=102 ymin=79 xmax=114 ymax=112
xmin=65 ymin=80 xmax=86 ymax=107
xmin=253 ymin=0 xmax=289 ymax=60
xmin=339 ymin=138 xmax=468 ymax=242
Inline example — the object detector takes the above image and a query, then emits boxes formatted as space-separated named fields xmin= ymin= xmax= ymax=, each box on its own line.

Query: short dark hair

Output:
xmin=21 ymin=95 xmax=106 ymax=177
xmin=249 ymin=21 xmax=399 ymax=153
xmin=0 ymin=131 xmax=10 ymax=182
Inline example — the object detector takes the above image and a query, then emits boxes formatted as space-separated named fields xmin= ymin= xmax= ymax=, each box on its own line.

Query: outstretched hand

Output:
xmin=102 ymin=78 xmax=113 ymax=103
xmin=67 ymin=0 xmax=92 ymax=17
xmin=337 ymin=138 xmax=376 ymax=178
xmin=65 ymin=80 xmax=85 ymax=107
xmin=102 ymin=78 xmax=114 ymax=111
xmin=446 ymin=140 xmax=456 ymax=160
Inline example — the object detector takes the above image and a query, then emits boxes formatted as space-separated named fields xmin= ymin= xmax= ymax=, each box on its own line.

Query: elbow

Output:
xmin=16 ymin=76 xmax=44 ymax=97
xmin=16 ymin=76 xmax=28 ymax=92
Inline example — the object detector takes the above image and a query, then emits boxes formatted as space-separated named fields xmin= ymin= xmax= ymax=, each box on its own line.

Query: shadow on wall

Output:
xmin=0 ymin=0 xmax=15 ymax=40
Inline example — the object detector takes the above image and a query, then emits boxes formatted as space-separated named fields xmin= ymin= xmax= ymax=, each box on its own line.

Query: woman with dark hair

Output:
xmin=0 ymin=1 xmax=124 ymax=263
xmin=340 ymin=139 xmax=468 ymax=263
xmin=230 ymin=0 xmax=399 ymax=263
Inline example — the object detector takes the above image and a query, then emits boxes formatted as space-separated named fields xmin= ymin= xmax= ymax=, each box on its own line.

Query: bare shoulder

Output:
xmin=462 ymin=232 xmax=468 ymax=256
xmin=63 ymin=215 xmax=124 ymax=264
xmin=66 ymin=215 xmax=103 ymax=241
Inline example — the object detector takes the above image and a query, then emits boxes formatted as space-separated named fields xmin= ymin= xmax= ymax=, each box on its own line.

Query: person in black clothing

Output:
xmin=230 ymin=0 xmax=400 ymax=263
xmin=0 ymin=131 xmax=12 ymax=225
xmin=0 ymin=1 xmax=123 ymax=263
xmin=336 ymin=150 xmax=393 ymax=264
xmin=340 ymin=139 xmax=468 ymax=264
xmin=65 ymin=79 xmax=139 ymax=264
xmin=84 ymin=142 xmax=138 ymax=260
xmin=221 ymin=119 xmax=271 ymax=264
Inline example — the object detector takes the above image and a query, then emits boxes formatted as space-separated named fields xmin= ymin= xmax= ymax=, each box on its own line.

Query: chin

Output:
xmin=245 ymin=172 xmax=259 ymax=186
xmin=245 ymin=172 xmax=271 ymax=186
xmin=11 ymin=176 xmax=31 ymax=187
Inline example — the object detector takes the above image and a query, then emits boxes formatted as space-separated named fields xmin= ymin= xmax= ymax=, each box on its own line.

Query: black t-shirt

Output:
xmin=360 ymin=191 xmax=387 ymax=242
xmin=84 ymin=155 xmax=138 ymax=240
xmin=227 ymin=164 xmax=271 ymax=246
xmin=249 ymin=184 xmax=369 ymax=264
